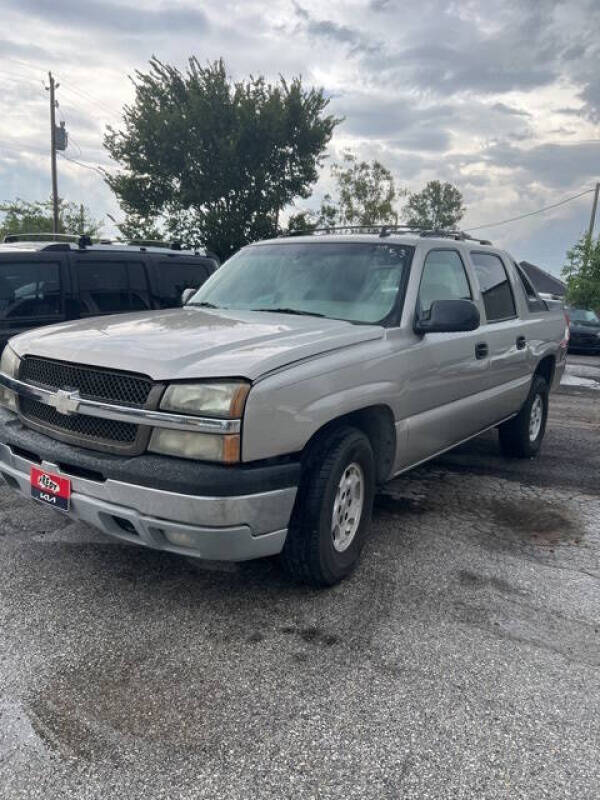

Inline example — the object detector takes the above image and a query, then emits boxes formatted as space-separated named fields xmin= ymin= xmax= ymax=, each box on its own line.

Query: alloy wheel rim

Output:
xmin=529 ymin=394 xmax=543 ymax=442
xmin=331 ymin=462 xmax=364 ymax=553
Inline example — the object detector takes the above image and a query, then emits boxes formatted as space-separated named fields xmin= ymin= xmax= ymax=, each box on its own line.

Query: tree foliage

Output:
xmin=404 ymin=180 xmax=465 ymax=230
xmin=0 ymin=198 xmax=102 ymax=239
xmin=320 ymin=152 xmax=402 ymax=227
xmin=104 ymin=57 xmax=339 ymax=260
xmin=562 ymin=235 xmax=600 ymax=310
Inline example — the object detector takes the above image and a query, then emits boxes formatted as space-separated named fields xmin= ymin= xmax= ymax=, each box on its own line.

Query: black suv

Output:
xmin=0 ymin=236 xmax=218 ymax=349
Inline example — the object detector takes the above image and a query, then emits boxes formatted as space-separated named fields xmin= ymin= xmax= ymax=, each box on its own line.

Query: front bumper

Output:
xmin=0 ymin=409 xmax=298 ymax=561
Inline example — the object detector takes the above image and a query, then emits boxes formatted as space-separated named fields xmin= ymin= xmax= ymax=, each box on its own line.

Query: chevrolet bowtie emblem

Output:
xmin=50 ymin=388 xmax=81 ymax=416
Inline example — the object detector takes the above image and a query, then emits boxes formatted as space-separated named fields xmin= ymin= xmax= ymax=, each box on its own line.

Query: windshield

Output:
xmin=570 ymin=308 xmax=600 ymax=325
xmin=189 ymin=242 xmax=413 ymax=324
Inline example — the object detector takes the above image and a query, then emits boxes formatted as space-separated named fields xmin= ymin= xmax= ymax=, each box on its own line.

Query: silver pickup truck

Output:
xmin=0 ymin=229 xmax=568 ymax=585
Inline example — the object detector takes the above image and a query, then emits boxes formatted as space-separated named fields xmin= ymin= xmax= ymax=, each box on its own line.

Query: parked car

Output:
xmin=565 ymin=306 xmax=600 ymax=354
xmin=0 ymin=229 xmax=567 ymax=586
xmin=0 ymin=235 xmax=218 ymax=349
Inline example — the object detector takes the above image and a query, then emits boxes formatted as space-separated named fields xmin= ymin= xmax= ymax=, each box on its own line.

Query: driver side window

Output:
xmin=418 ymin=249 xmax=471 ymax=316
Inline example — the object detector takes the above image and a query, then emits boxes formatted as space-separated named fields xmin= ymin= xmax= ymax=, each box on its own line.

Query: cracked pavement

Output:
xmin=1 ymin=355 xmax=599 ymax=799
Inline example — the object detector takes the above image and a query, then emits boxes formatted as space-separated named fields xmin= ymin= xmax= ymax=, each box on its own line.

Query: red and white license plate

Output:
xmin=30 ymin=467 xmax=71 ymax=511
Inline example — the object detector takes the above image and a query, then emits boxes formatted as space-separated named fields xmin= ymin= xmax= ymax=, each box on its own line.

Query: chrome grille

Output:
xmin=18 ymin=356 xmax=155 ymax=452
xmin=20 ymin=357 xmax=152 ymax=407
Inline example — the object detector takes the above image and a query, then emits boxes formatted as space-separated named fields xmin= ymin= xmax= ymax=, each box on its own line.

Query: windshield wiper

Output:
xmin=251 ymin=307 xmax=325 ymax=318
xmin=189 ymin=301 xmax=221 ymax=309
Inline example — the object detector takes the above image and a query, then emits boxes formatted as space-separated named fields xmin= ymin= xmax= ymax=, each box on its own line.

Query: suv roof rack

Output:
xmin=128 ymin=239 xmax=182 ymax=250
xmin=2 ymin=232 xmax=214 ymax=256
xmin=283 ymin=225 xmax=492 ymax=246
xmin=3 ymin=232 xmax=96 ymax=249
xmin=3 ymin=232 xmax=80 ymax=243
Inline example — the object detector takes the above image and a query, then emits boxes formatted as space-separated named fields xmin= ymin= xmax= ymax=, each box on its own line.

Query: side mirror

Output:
xmin=181 ymin=287 xmax=196 ymax=306
xmin=414 ymin=299 xmax=480 ymax=334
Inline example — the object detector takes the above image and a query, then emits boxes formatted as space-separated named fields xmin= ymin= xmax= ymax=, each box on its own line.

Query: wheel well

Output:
xmin=301 ymin=405 xmax=396 ymax=486
xmin=535 ymin=355 xmax=555 ymax=386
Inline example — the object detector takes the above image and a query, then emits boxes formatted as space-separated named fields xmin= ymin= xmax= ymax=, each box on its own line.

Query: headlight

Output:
xmin=160 ymin=381 xmax=249 ymax=418
xmin=0 ymin=346 xmax=20 ymax=412
xmin=150 ymin=380 xmax=249 ymax=462
xmin=148 ymin=429 xmax=240 ymax=463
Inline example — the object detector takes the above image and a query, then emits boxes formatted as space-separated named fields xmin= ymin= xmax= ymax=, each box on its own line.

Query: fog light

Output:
xmin=164 ymin=529 xmax=200 ymax=548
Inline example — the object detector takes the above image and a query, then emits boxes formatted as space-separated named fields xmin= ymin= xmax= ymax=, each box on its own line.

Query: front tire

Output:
xmin=281 ymin=427 xmax=375 ymax=587
xmin=498 ymin=374 xmax=549 ymax=458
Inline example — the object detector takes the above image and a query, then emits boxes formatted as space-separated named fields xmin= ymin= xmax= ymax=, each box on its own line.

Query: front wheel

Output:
xmin=498 ymin=374 xmax=549 ymax=458
xmin=281 ymin=427 xmax=375 ymax=587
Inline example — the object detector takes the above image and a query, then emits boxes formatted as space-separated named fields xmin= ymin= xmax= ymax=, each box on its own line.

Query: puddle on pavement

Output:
xmin=489 ymin=497 xmax=582 ymax=547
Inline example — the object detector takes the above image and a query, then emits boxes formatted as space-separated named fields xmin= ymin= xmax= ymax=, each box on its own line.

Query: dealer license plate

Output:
xmin=30 ymin=467 xmax=71 ymax=511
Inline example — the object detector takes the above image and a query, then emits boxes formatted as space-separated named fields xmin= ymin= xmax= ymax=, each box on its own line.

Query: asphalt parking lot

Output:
xmin=1 ymin=356 xmax=599 ymax=800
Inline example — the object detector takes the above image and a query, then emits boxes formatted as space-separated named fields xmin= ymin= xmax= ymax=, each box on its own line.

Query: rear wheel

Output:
xmin=281 ymin=427 xmax=375 ymax=587
xmin=498 ymin=374 xmax=549 ymax=458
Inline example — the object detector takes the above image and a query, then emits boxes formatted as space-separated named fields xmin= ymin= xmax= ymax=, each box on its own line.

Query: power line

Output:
xmin=58 ymin=152 xmax=106 ymax=176
xmin=465 ymin=188 xmax=596 ymax=231
xmin=59 ymin=80 xmax=122 ymax=120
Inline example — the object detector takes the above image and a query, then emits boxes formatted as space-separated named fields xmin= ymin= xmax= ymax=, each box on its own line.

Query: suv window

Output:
xmin=158 ymin=261 xmax=209 ymax=307
xmin=75 ymin=260 xmax=151 ymax=315
xmin=513 ymin=261 xmax=546 ymax=311
xmin=418 ymin=249 xmax=471 ymax=315
xmin=0 ymin=261 xmax=62 ymax=319
xmin=471 ymin=252 xmax=516 ymax=322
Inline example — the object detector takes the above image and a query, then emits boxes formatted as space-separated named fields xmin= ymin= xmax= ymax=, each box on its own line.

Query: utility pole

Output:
xmin=588 ymin=181 xmax=600 ymax=243
xmin=47 ymin=72 xmax=59 ymax=234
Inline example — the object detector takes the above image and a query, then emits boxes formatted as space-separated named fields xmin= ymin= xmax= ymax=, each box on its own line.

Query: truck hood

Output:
xmin=9 ymin=307 xmax=383 ymax=381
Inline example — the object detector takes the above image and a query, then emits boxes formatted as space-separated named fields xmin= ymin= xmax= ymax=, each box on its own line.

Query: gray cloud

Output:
xmin=491 ymin=103 xmax=532 ymax=118
xmin=4 ymin=0 xmax=209 ymax=34
xmin=580 ymin=80 xmax=600 ymax=122
xmin=335 ymin=94 xmax=455 ymax=140
xmin=0 ymin=38 xmax=51 ymax=61
xmin=292 ymin=3 xmax=379 ymax=54
xmin=479 ymin=141 xmax=600 ymax=188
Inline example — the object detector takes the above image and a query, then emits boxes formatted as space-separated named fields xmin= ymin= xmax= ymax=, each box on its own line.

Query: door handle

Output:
xmin=475 ymin=342 xmax=488 ymax=360
xmin=516 ymin=335 xmax=526 ymax=350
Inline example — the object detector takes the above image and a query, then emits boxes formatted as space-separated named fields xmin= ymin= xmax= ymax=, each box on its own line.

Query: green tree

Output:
xmin=61 ymin=203 xmax=103 ymax=238
xmin=562 ymin=235 xmax=600 ymax=310
xmin=285 ymin=210 xmax=320 ymax=233
xmin=404 ymin=180 xmax=465 ymax=230
xmin=0 ymin=198 xmax=102 ymax=239
xmin=319 ymin=152 xmax=402 ymax=227
xmin=104 ymin=57 xmax=339 ymax=260
xmin=112 ymin=212 xmax=164 ymax=243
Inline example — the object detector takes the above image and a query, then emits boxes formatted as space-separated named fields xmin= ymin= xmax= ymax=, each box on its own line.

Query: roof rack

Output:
xmin=128 ymin=239 xmax=182 ymax=250
xmin=3 ymin=232 xmax=95 ymax=249
xmin=3 ymin=232 xmax=80 ymax=243
xmin=1 ymin=232 xmax=215 ymax=256
xmin=283 ymin=224 xmax=492 ymax=246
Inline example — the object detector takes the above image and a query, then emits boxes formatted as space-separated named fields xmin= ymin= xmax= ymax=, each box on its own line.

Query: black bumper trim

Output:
xmin=0 ymin=410 xmax=300 ymax=497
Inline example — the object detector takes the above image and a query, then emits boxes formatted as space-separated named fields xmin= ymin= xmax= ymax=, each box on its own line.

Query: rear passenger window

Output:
xmin=514 ymin=261 xmax=546 ymax=311
xmin=76 ymin=261 xmax=151 ymax=315
xmin=158 ymin=262 xmax=208 ymax=307
xmin=471 ymin=252 xmax=516 ymax=322
xmin=0 ymin=261 xmax=62 ymax=319
xmin=418 ymin=249 xmax=471 ymax=315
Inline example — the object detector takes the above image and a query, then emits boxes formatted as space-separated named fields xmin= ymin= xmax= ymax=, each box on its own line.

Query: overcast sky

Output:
xmin=0 ymin=0 xmax=599 ymax=275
